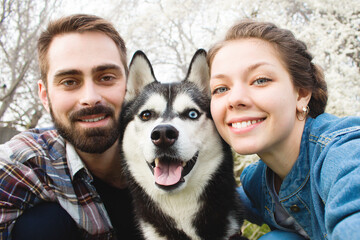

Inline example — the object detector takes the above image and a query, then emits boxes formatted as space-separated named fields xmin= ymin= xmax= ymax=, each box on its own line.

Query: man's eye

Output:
xmin=253 ymin=78 xmax=271 ymax=85
xmin=100 ymin=75 xmax=115 ymax=82
xmin=61 ymin=80 xmax=78 ymax=87
xmin=212 ymin=86 xmax=228 ymax=95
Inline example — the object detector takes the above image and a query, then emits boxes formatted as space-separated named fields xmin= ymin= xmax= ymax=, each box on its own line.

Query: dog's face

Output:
xmin=121 ymin=50 xmax=224 ymax=195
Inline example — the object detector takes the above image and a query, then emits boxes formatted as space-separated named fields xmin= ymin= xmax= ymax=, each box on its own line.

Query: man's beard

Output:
xmin=50 ymin=105 xmax=120 ymax=154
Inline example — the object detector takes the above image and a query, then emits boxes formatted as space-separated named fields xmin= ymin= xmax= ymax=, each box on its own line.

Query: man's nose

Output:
xmin=79 ymin=81 xmax=102 ymax=106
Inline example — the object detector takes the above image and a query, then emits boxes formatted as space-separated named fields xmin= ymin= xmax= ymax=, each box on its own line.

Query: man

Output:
xmin=0 ymin=14 xmax=139 ymax=239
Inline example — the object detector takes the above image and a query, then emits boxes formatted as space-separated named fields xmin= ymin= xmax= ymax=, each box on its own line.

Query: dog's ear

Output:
xmin=185 ymin=49 xmax=210 ymax=97
xmin=126 ymin=51 xmax=157 ymax=101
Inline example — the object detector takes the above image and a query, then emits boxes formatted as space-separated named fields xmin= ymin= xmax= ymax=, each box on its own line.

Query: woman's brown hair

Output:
xmin=207 ymin=19 xmax=328 ymax=118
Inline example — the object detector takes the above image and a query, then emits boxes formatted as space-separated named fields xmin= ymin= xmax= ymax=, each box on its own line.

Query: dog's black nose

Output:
xmin=151 ymin=124 xmax=179 ymax=148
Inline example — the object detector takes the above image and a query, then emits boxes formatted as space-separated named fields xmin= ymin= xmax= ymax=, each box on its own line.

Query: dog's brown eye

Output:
xmin=140 ymin=110 xmax=152 ymax=121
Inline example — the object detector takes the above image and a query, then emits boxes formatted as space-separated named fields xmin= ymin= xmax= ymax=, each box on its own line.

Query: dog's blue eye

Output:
xmin=188 ymin=110 xmax=199 ymax=119
xmin=140 ymin=110 xmax=152 ymax=121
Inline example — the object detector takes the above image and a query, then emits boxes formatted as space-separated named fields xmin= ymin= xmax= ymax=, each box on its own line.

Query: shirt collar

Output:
xmin=66 ymin=142 xmax=90 ymax=179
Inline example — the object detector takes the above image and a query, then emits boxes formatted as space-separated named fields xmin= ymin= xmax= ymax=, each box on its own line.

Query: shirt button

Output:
xmin=290 ymin=205 xmax=301 ymax=213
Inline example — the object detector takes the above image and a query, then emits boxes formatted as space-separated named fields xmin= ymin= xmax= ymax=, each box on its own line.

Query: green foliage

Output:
xmin=242 ymin=220 xmax=271 ymax=239
xmin=233 ymin=152 xmax=270 ymax=239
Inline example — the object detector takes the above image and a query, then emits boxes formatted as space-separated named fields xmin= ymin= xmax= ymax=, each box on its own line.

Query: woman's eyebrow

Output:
xmin=246 ymin=62 xmax=273 ymax=72
xmin=210 ymin=73 xmax=228 ymax=80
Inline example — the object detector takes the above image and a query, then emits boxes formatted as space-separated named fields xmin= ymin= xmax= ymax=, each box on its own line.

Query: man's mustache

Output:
xmin=69 ymin=105 xmax=114 ymax=122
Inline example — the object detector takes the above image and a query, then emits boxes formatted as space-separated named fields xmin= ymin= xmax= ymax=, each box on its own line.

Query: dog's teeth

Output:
xmin=182 ymin=162 xmax=186 ymax=167
xmin=155 ymin=158 xmax=159 ymax=167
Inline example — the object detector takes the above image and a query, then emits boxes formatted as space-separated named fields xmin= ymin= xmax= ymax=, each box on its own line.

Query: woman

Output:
xmin=208 ymin=20 xmax=360 ymax=239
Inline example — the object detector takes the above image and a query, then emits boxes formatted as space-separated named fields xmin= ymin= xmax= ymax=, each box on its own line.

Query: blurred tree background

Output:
xmin=0 ymin=0 xmax=359 ymax=238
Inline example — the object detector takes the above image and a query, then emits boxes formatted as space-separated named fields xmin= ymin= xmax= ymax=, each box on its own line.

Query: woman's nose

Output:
xmin=227 ymin=84 xmax=250 ymax=110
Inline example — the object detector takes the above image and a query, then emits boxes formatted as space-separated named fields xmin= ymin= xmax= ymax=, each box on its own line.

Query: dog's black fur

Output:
xmin=119 ymin=50 xmax=248 ymax=240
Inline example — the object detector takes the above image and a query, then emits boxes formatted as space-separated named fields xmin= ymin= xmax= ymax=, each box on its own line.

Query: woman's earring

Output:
xmin=297 ymin=106 xmax=310 ymax=121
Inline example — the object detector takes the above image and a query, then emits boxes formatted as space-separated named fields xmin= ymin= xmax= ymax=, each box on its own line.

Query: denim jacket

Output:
xmin=240 ymin=113 xmax=360 ymax=240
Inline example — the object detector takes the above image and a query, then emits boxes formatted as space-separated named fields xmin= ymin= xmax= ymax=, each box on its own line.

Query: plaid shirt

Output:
xmin=0 ymin=128 xmax=117 ymax=239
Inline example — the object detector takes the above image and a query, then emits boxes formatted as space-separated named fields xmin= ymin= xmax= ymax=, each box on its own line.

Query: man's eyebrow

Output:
xmin=54 ymin=69 xmax=82 ymax=78
xmin=92 ymin=64 xmax=122 ymax=74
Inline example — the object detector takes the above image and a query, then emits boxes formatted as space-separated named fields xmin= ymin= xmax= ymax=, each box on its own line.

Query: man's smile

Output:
xmin=78 ymin=114 xmax=107 ymax=123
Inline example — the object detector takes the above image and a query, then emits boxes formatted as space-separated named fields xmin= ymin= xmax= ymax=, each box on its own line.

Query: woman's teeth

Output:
xmin=232 ymin=119 xmax=263 ymax=129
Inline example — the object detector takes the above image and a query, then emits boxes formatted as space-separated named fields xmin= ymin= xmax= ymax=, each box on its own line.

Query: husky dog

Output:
xmin=119 ymin=49 xmax=247 ymax=240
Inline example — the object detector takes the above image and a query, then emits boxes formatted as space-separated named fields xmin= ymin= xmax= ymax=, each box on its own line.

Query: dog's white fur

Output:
xmin=120 ymin=50 xmax=244 ymax=240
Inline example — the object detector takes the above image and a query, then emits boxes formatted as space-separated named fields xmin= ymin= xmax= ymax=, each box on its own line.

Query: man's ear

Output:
xmin=296 ymin=88 xmax=312 ymax=112
xmin=38 ymin=80 xmax=50 ymax=112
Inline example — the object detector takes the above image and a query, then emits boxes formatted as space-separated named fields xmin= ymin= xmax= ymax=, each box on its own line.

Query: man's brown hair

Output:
xmin=37 ymin=14 xmax=128 ymax=85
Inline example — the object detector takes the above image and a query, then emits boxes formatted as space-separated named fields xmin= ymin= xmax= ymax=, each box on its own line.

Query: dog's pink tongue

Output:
xmin=154 ymin=161 xmax=183 ymax=186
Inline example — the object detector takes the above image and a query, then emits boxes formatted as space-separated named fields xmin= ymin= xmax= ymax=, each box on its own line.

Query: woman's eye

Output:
xmin=140 ymin=110 xmax=152 ymax=121
xmin=188 ymin=109 xmax=200 ymax=120
xmin=253 ymin=78 xmax=271 ymax=85
xmin=212 ymin=86 xmax=228 ymax=95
